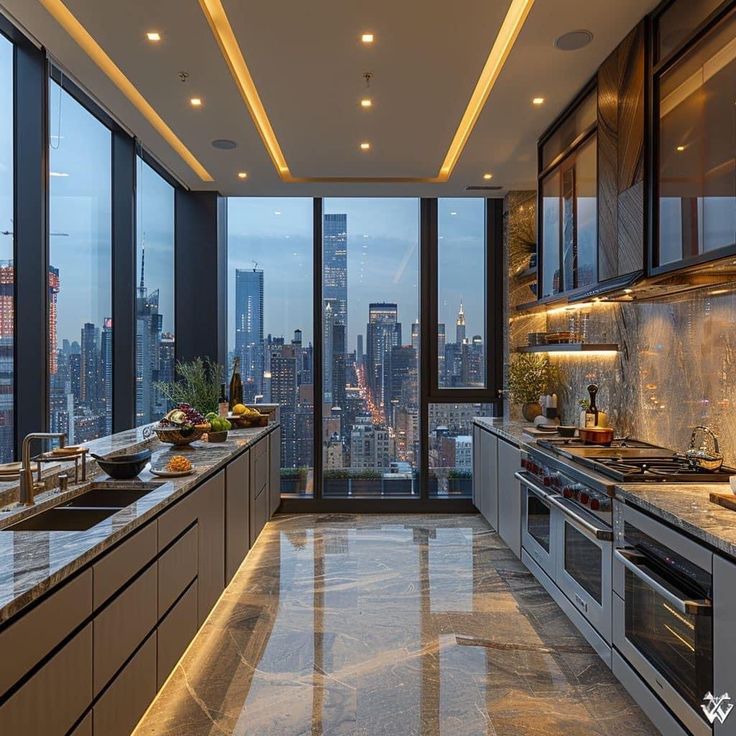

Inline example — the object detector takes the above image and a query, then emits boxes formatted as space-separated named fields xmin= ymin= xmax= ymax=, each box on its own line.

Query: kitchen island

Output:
xmin=0 ymin=421 xmax=280 ymax=736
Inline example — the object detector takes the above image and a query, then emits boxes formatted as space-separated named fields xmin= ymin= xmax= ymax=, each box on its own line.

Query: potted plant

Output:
xmin=507 ymin=353 xmax=558 ymax=421
xmin=155 ymin=357 xmax=225 ymax=416
xmin=447 ymin=469 xmax=472 ymax=496
xmin=323 ymin=469 xmax=351 ymax=496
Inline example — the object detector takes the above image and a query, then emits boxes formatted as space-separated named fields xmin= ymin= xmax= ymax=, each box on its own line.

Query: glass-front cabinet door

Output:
xmin=655 ymin=8 xmax=736 ymax=269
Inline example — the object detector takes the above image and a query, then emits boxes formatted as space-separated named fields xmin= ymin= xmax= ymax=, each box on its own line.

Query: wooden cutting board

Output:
xmin=710 ymin=491 xmax=736 ymax=512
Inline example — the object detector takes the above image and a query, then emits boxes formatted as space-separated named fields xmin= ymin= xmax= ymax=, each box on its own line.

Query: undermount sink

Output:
xmin=5 ymin=507 xmax=118 ymax=532
xmin=61 ymin=483 xmax=162 ymax=508
xmin=3 ymin=482 xmax=164 ymax=532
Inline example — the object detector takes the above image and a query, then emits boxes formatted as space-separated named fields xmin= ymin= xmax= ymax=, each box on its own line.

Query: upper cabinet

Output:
xmin=597 ymin=23 xmax=646 ymax=282
xmin=653 ymin=4 xmax=736 ymax=271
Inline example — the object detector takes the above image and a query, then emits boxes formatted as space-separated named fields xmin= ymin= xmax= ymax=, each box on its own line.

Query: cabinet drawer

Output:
xmin=250 ymin=485 xmax=269 ymax=546
xmin=158 ymin=525 xmax=198 ymax=617
xmin=0 ymin=568 xmax=92 ymax=697
xmin=251 ymin=438 xmax=268 ymax=496
xmin=158 ymin=489 xmax=199 ymax=550
xmin=226 ymin=450 xmax=250 ymax=582
xmin=157 ymin=581 xmax=198 ymax=688
xmin=69 ymin=712 xmax=92 ymax=736
xmin=93 ymin=522 xmax=157 ymax=609
xmin=93 ymin=632 xmax=156 ymax=736
xmin=93 ymin=564 xmax=157 ymax=694
xmin=269 ymin=427 xmax=281 ymax=518
xmin=0 ymin=623 xmax=92 ymax=736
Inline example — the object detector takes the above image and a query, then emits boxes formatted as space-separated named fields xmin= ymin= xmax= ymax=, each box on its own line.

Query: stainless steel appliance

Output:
xmin=613 ymin=502 xmax=713 ymax=736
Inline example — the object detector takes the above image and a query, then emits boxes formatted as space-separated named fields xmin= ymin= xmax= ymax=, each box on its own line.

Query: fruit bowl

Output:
xmin=145 ymin=424 xmax=207 ymax=446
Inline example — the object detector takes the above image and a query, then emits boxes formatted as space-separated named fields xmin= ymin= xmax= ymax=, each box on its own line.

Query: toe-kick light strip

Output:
xmin=199 ymin=0 xmax=535 ymax=183
xmin=38 ymin=0 xmax=214 ymax=182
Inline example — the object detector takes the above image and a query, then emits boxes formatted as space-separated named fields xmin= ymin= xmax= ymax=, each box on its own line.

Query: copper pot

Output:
xmin=579 ymin=427 xmax=614 ymax=446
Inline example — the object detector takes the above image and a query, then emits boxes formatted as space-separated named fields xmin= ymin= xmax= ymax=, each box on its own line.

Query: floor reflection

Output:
xmin=133 ymin=514 xmax=657 ymax=736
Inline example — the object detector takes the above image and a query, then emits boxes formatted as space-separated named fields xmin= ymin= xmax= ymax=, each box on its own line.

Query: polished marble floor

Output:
xmin=134 ymin=514 xmax=658 ymax=736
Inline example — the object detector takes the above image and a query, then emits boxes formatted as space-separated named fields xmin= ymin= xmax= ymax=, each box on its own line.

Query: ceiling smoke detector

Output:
xmin=554 ymin=30 xmax=593 ymax=51
xmin=212 ymin=139 xmax=238 ymax=150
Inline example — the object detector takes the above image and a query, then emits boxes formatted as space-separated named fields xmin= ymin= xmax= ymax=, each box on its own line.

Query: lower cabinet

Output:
xmin=269 ymin=425 xmax=281 ymax=517
xmin=250 ymin=437 xmax=269 ymax=545
xmin=497 ymin=438 xmax=521 ymax=558
xmin=225 ymin=450 xmax=250 ymax=582
xmin=157 ymin=581 xmax=198 ymax=688
xmin=93 ymin=633 xmax=157 ymax=736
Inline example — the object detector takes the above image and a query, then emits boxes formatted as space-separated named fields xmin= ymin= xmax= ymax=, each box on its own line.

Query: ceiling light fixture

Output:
xmin=532 ymin=97 xmax=544 ymax=105
xmin=199 ymin=0 xmax=534 ymax=183
xmin=361 ymin=33 xmax=374 ymax=44
xmin=190 ymin=97 xmax=202 ymax=107
xmin=360 ymin=142 xmax=371 ymax=150
xmin=676 ymin=145 xmax=686 ymax=152
xmin=237 ymin=171 xmax=247 ymax=179
xmin=146 ymin=32 xmax=161 ymax=42
xmin=483 ymin=173 xmax=493 ymax=180
xmin=554 ymin=30 xmax=593 ymax=51
xmin=360 ymin=98 xmax=372 ymax=108
xmin=38 ymin=0 xmax=213 ymax=182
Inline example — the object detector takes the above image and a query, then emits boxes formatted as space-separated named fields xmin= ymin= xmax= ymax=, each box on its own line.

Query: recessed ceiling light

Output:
xmin=483 ymin=173 xmax=493 ymax=180
xmin=360 ymin=142 xmax=371 ymax=150
xmin=532 ymin=97 xmax=544 ymax=105
xmin=190 ymin=97 xmax=202 ymax=107
xmin=237 ymin=171 xmax=247 ymax=179
xmin=554 ymin=30 xmax=593 ymax=51
xmin=361 ymin=33 xmax=374 ymax=44
xmin=212 ymin=138 xmax=237 ymax=149
xmin=360 ymin=98 xmax=372 ymax=108
xmin=676 ymin=145 xmax=686 ymax=152
xmin=50 ymin=171 xmax=69 ymax=177
xmin=146 ymin=32 xmax=161 ymax=42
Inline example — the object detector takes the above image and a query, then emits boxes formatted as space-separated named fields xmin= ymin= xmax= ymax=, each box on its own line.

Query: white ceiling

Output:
xmin=1 ymin=0 xmax=658 ymax=196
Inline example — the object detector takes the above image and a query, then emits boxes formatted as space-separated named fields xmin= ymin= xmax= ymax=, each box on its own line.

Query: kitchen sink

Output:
xmin=5 ymin=507 xmax=118 ymax=532
xmin=61 ymin=483 xmax=162 ymax=508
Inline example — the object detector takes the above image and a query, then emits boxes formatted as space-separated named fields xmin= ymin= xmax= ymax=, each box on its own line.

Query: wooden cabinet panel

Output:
xmin=93 ymin=522 xmax=157 ymax=609
xmin=157 ymin=581 xmax=198 ymax=689
xmin=69 ymin=712 xmax=92 ymax=736
xmin=225 ymin=450 xmax=250 ymax=582
xmin=0 ymin=623 xmax=92 ymax=736
xmin=0 ymin=568 xmax=92 ymax=697
xmin=497 ymin=439 xmax=521 ymax=558
xmin=597 ymin=21 xmax=645 ymax=281
xmin=93 ymin=633 xmax=156 ymax=736
xmin=93 ymin=564 xmax=157 ymax=695
xmin=157 ymin=489 xmax=198 ymax=551
xmin=158 ymin=525 xmax=198 ymax=617
xmin=269 ymin=426 xmax=281 ymax=517
xmin=196 ymin=471 xmax=225 ymax=623
xmin=250 ymin=487 xmax=268 ymax=547
xmin=251 ymin=437 xmax=269 ymax=497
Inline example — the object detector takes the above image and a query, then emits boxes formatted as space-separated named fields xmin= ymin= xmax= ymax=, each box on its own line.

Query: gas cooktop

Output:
xmin=536 ymin=437 xmax=736 ymax=483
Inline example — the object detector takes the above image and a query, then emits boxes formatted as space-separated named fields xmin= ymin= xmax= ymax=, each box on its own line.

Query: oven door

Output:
xmin=555 ymin=497 xmax=612 ymax=642
xmin=613 ymin=502 xmax=713 ymax=736
xmin=518 ymin=472 xmax=558 ymax=580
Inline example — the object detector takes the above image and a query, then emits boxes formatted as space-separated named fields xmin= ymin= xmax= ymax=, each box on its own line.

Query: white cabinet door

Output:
xmin=472 ymin=425 xmax=483 ymax=511
xmin=497 ymin=438 xmax=521 ymax=558
xmin=478 ymin=428 xmax=499 ymax=529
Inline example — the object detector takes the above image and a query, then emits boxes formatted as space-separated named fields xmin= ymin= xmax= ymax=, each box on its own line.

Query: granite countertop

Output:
xmin=0 ymin=424 xmax=277 ymax=624
xmin=615 ymin=482 xmax=736 ymax=559
xmin=473 ymin=417 xmax=533 ymax=446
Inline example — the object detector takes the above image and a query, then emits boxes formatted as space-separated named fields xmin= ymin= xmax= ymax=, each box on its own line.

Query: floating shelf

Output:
xmin=516 ymin=343 xmax=619 ymax=353
xmin=513 ymin=266 xmax=538 ymax=285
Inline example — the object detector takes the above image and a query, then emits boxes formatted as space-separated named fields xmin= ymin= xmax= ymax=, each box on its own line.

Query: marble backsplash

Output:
xmin=503 ymin=191 xmax=736 ymax=464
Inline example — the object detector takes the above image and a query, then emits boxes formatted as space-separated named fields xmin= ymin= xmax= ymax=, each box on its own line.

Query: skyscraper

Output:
xmin=365 ymin=303 xmax=401 ymax=416
xmin=456 ymin=301 xmax=466 ymax=345
xmin=101 ymin=318 xmax=113 ymax=435
xmin=235 ymin=268 xmax=264 ymax=393
xmin=323 ymin=213 xmax=348 ymax=333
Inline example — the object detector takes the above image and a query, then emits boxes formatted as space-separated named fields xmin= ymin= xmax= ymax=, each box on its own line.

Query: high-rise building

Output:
xmin=350 ymin=416 xmax=393 ymax=469
xmin=411 ymin=322 xmax=420 ymax=353
xmin=235 ymin=268 xmax=264 ymax=393
xmin=80 ymin=323 xmax=99 ymax=405
xmin=101 ymin=318 xmax=113 ymax=435
xmin=365 ymin=303 xmax=401 ymax=416
xmin=437 ymin=323 xmax=446 ymax=384
xmin=456 ymin=301 xmax=466 ymax=345
xmin=323 ymin=213 xmax=348 ymax=332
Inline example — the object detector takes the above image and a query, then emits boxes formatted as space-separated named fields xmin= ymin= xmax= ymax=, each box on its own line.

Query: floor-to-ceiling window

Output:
xmin=322 ymin=199 xmax=420 ymax=497
xmin=48 ymin=81 xmax=112 ymax=443
xmin=228 ymin=198 xmax=314 ymax=496
xmin=0 ymin=34 xmax=13 ymax=461
xmin=135 ymin=157 xmax=175 ymax=426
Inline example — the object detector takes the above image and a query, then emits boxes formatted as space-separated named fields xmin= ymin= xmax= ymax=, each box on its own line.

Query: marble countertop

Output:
xmin=472 ymin=417 xmax=533 ymax=446
xmin=0 ymin=424 xmax=277 ymax=624
xmin=615 ymin=482 xmax=736 ymax=559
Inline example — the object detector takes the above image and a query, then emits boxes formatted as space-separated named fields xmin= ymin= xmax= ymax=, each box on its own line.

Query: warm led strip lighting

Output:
xmin=38 ymin=0 xmax=214 ymax=182
xmin=199 ymin=0 xmax=535 ymax=183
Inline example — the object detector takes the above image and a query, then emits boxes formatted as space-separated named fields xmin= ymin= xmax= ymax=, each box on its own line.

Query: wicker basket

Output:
xmin=145 ymin=424 xmax=206 ymax=446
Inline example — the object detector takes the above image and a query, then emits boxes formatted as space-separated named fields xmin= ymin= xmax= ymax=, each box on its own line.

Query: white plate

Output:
xmin=150 ymin=467 xmax=195 ymax=478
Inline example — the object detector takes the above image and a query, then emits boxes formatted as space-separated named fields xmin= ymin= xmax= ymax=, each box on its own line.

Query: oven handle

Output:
xmin=515 ymin=471 xmax=612 ymax=541
xmin=614 ymin=549 xmax=712 ymax=616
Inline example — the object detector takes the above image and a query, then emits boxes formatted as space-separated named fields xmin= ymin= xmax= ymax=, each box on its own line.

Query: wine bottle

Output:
xmin=585 ymin=384 xmax=599 ymax=428
xmin=218 ymin=384 xmax=228 ymax=418
xmin=229 ymin=357 xmax=243 ymax=410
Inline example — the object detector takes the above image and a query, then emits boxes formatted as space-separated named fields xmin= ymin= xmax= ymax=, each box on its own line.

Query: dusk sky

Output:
xmin=0 ymin=37 xmax=12 ymax=269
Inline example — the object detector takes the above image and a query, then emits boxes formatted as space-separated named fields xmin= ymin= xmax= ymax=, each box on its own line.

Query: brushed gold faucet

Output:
xmin=19 ymin=433 xmax=67 ymax=506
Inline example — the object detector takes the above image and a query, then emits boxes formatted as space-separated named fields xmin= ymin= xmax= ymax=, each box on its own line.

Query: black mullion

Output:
xmin=487 ymin=199 xmax=504 ymax=416
xmin=111 ymin=133 xmax=136 ymax=432
xmin=14 ymin=42 xmax=48 ymax=454
xmin=312 ymin=198 xmax=323 ymax=499
xmin=419 ymin=199 xmax=435 ymax=500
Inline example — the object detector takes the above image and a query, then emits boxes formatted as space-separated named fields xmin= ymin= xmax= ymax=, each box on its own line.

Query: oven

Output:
xmin=613 ymin=502 xmax=713 ymax=736
xmin=517 ymin=470 xmax=613 ymax=641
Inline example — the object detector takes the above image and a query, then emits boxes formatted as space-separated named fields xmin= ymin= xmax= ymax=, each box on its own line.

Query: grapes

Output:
xmin=177 ymin=404 xmax=205 ymax=426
